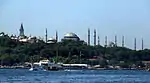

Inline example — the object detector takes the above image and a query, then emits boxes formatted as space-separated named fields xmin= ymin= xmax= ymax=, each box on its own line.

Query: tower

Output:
xmin=122 ymin=36 xmax=124 ymax=47
xmin=94 ymin=29 xmax=96 ymax=46
xmin=45 ymin=28 xmax=48 ymax=43
xmin=105 ymin=36 xmax=107 ymax=47
xmin=19 ymin=23 xmax=25 ymax=37
xmin=56 ymin=30 xmax=58 ymax=42
xmin=88 ymin=28 xmax=90 ymax=45
xmin=98 ymin=36 xmax=100 ymax=45
xmin=134 ymin=38 xmax=136 ymax=50
xmin=115 ymin=35 xmax=117 ymax=47
xmin=142 ymin=38 xmax=144 ymax=50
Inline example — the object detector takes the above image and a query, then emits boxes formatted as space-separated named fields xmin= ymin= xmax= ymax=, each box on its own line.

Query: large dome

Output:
xmin=64 ymin=32 xmax=78 ymax=38
xmin=47 ymin=37 xmax=57 ymax=43
xmin=48 ymin=37 xmax=56 ymax=41
xmin=63 ymin=32 xmax=80 ymax=41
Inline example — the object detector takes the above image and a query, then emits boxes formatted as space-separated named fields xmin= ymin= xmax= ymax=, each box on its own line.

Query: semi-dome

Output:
xmin=63 ymin=32 xmax=80 ymax=41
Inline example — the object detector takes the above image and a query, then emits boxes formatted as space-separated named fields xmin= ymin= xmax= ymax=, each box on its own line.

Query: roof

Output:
xmin=48 ymin=37 xmax=56 ymax=41
xmin=64 ymin=32 xmax=78 ymax=38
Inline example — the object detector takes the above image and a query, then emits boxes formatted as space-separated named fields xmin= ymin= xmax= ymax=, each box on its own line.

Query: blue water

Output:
xmin=0 ymin=69 xmax=150 ymax=83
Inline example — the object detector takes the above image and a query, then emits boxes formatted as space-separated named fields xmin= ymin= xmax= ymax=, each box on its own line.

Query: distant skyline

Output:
xmin=0 ymin=0 xmax=150 ymax=49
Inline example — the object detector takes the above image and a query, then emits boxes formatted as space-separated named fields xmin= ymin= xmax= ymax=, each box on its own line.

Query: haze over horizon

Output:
xmin=0 ymin=0 xmax=150 ymax=50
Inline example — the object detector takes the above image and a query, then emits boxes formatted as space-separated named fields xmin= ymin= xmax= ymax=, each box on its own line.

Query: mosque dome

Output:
xmin=48 ymin=37 xmax=56 ymax=41
xmin=63 ymin=32 xmax=80 ymax=41
xmin=64 ymin=33 xmax=78 ymax=38
xmin=47 ymin=37 xmax=56 ymax=43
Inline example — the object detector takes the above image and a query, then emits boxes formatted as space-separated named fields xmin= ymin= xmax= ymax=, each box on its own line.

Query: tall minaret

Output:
xmin=19 ymin=23 xmax=25 ymax=37
xmin=134 ymin=38 xmax=136 ymax=50
xmin=98 ymin=36 xmax=100 ymax=45
xmin=105 ymin=36 xmax=107 ymax=47
xmin=142 ymin=38 xmax=144 ymax=50
xmin=122 ymin=36 xmax=124 ymax=47
xmin=94 ymin=29 xmax=96 ymax=46
xmin=115 ymin=35 xmax=117 ymax=47
xmin=45 ymin=28 xmax=48 ymax=43
xmin=88 ymin=28 xmax=90 ymax=45
xmin=56 ymin=30 xmax=58 ymax=42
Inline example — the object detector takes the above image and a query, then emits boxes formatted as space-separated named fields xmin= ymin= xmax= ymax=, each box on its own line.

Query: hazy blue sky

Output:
xmin=0 ymin=0 xmax=150 ymax=49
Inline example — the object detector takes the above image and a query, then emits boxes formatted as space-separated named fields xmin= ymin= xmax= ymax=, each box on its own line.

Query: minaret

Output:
xmin=94 ymin=29 xmax=96 ymax=46
xmin=19 ymin=23 xmax=25 ymax=37
xmin=115 ymin=35 xmax=117 ymax=47
xmin=134 ymin=38 xmax=136 ymax=50
xmin=105 ymin=36 xmax=107 ymax=47
xmin=88 ymin=28 xmax=90 ymax=45
xmin=122 ymin=36 xmax=124 ymax=47
xmin=98 ymin=36 xmax=100 ymax=45
xmin=45 ymin=28 xmax=48 ymax=43
xmin=142 ymin=38 xmax=144 ymax=50
xmin=56 ymin=30 xmax=58 ymax=42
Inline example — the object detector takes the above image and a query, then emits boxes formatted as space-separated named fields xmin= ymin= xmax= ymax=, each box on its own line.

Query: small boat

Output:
xmin=29 ymin=63 xmax=38 ymax=71
xmin=39 ymin=60 xmax=62 ymax=71
xmin=29 ymin=67 xmax=39 ymax=71
xmin=147 ymin=68 xmax=150 ymax=71
xmin=29 ymin=67 xmax=34 ymax=71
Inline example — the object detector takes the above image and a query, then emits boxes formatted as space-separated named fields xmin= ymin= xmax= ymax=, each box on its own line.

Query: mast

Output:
xmin=56 ymin=45 xmax=59 ymax=63
xmin=80 ymin=51 xmax=82 ymax=64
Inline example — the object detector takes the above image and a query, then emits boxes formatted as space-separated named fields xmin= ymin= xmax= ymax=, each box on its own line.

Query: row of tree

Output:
xmin=0 ymin=33 xmax=150 ymax=68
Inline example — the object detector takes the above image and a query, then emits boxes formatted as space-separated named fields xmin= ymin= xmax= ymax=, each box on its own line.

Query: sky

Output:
xmin=0 ymin=0 xmax=150 ymax=49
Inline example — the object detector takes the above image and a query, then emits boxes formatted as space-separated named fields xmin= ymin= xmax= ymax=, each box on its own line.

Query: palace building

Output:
xmin=11 ymin=23 xmax=38 ymax=43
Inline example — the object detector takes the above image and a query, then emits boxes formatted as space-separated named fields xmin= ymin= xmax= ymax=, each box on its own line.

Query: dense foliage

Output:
xmin=0 ymin=33 xmax=150 ymax=68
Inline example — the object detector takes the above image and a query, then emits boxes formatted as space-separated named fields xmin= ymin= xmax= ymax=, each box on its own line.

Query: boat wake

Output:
xmin=64 ymin=69 xmax=83 ymax=72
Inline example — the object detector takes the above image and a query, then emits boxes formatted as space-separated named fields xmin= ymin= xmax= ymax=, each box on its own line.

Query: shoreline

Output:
xmin=0 ymin=66 xmax=147 ymax=71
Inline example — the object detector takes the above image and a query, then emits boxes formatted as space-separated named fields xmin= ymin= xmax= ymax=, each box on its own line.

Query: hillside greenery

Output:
xmin=0 ymin=33 xmax=149 ymax=68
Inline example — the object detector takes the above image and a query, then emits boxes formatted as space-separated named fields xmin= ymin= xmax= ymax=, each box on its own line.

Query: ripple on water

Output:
xmin=0 ymin=69 xmax=150 ymax=83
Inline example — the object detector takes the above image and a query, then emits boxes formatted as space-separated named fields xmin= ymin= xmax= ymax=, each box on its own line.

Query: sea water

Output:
xmin=0 ymin=69 xmax=150 ymax=83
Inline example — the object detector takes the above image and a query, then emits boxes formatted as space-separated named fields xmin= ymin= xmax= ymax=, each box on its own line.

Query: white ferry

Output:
xmin=29 ymin=59 xmax=62 ymax=71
